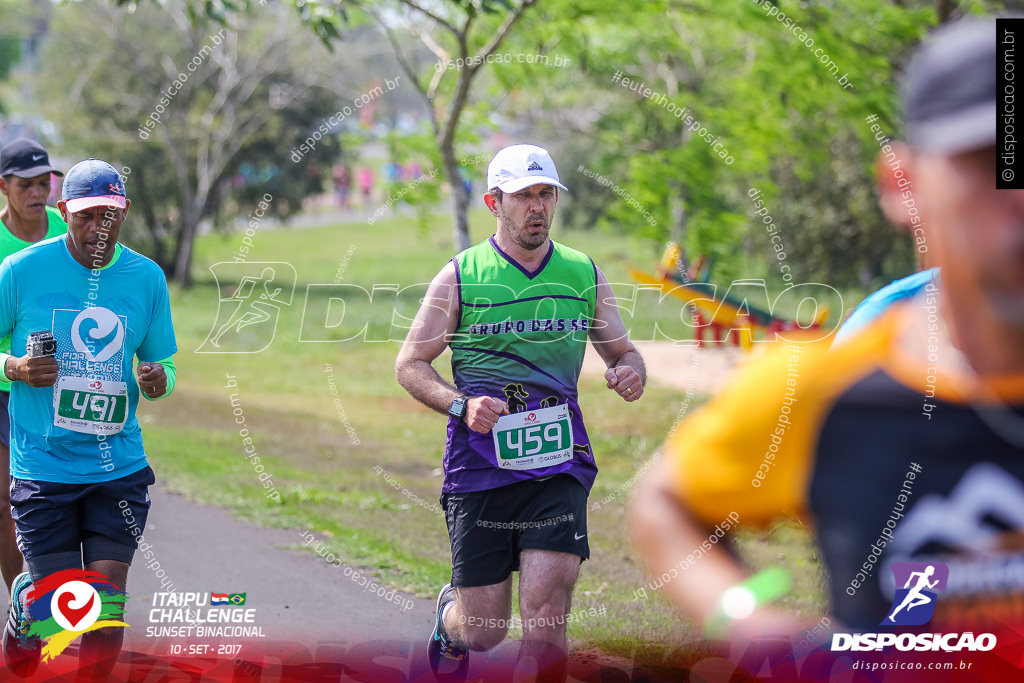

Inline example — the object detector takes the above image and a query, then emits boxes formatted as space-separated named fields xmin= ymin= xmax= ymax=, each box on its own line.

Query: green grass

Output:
xmin=140 ymin=209 xmax=834 ymax=665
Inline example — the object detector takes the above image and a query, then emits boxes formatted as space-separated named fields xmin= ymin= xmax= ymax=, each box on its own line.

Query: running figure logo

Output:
xmin=197 ymin=262 xmax=296 ymax=353
xmin=882 ymin=562 xmax=949 ymax=626
xmin=502 ymin=383 xmax=529 ymax=413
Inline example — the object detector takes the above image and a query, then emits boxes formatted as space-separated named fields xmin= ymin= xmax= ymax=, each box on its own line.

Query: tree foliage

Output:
xmin=34 ymin=0 xmax=1016 ymax=287
xmin=34 ymin=0 xmax=346 ymax=284
xmin=474 ymin=0 xmax=1000 ymax=287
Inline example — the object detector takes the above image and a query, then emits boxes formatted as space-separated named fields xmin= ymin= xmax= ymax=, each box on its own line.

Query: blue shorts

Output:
xmin=10 ymin=465 xmax=155 ymax=581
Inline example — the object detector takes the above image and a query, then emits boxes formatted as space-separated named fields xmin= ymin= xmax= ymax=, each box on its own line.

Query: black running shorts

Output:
xmin=441 ymin=474 xmax=589 ymax=588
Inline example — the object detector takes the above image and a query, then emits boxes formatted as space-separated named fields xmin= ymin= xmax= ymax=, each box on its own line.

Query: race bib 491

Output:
xmin=53 ymin=376 xmax=128 ymax=435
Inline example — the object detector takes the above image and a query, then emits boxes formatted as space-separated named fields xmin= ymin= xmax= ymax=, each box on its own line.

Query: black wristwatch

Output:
xmin=448 ymin=394 xmax=470 ymax=421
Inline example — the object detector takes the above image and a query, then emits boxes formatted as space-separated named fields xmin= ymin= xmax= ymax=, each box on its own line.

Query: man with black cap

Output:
xmin=631 ymin=16 xmax=1024 ymax=644
xmin=0 ymin=158 xmax=176 ymax=678
xmin=0 ymin=139 xmax=66 ymax=598
xmin=397 ymin=144 xmax=645 ymax=680
xmin=0 ymin=139 xmax=64 ymax=242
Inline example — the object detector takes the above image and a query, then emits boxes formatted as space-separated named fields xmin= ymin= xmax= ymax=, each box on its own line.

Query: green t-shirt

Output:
xmin=0 ymin=205 xmax=67 ymax=391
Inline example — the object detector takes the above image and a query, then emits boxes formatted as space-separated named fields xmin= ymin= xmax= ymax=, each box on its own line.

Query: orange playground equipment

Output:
xmin=629 ymin=244 xmax=828 ymax=349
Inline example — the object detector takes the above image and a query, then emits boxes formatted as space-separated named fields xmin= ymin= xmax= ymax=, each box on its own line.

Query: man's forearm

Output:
xmin=396 ymin=358 xmax=462 ymax=415
xmin=629 ymin=461 xmax=746 ymax=622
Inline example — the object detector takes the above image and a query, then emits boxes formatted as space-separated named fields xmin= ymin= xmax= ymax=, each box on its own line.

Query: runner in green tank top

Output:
xmin=446 ymin=237 xmax=599 ymax=493
xmin=0 ymin=139 xmax=65 ymax=599
xmin=397 ymin=144 xmax=646 ymax=681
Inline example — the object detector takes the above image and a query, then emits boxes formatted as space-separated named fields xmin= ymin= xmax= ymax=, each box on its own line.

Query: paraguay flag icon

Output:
xmin=25 ymin=569 xmax=128 ymax=661
xmin=211 ymin=592 xmax=246 ymax=606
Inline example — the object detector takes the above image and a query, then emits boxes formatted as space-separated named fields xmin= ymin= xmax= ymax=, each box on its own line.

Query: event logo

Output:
xmin=197 ymin=262 xmax=296 ymax=353
xmin=25 ymin=570 xmax=128 ymax=661
xmin=833 ymin=561 xmax=997 ymax=653
xmin=883 ymin=562 xmax=948 ymax=626
xmin=70 ymin=307 xmax=125 ymax=363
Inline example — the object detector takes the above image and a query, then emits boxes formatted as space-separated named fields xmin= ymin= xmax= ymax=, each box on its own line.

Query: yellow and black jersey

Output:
xmin=664 ymin=302 xmax=1024 ymax=630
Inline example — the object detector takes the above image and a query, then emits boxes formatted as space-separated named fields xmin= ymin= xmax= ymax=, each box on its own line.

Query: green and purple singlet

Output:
xmin=443 ymin=236 xmax=598 ymax=494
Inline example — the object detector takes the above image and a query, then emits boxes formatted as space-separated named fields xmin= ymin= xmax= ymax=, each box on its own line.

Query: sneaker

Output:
xmin=3 ymin=572 xmax=41 ymax=678
xmin=427 ymin=583 xmax=469 ymax=681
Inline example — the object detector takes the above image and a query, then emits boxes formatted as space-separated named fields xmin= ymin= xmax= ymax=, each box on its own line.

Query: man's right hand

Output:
xmin=6 ymin=355 xmax=59 ymax=388
xmin=464 ymin=396 xmax=510 ymax=433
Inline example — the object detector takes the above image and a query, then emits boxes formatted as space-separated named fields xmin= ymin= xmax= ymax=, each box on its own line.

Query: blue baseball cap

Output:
xmin=61 ymin=158 xmax=128 ymax=213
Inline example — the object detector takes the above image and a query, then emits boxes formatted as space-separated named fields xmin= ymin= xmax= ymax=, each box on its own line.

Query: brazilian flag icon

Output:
xmin=229 ymin=593 xmax=247 ymax=606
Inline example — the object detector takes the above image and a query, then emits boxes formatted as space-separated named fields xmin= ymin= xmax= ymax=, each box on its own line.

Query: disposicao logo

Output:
xmin=25 ymin=570 xmax=128 ymax=661
xmin=883 ymin=562 xmax=948 ymax=626
xmin=831 ymin=562 xmax=997 ymax=653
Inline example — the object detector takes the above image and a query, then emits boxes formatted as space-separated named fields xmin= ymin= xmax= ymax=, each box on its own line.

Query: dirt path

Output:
xmin=583 ymin=341 xmax=745 ymax=396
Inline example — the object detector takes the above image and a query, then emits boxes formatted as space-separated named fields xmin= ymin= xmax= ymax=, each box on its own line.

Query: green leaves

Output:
xmin=293 ymin=0 xmax=349 ymax=46
xmin=509 ymin=0 xmax=942 ymax=287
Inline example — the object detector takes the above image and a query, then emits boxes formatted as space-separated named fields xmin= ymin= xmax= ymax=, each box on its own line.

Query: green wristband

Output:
xmin=704 ymin=567 xmax=791 ymax=638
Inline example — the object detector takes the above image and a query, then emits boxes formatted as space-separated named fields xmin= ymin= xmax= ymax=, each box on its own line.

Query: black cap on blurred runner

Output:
xmin=0 ymin=139 xmax=63 ymax=178
xmin=902 ymin=18 xmax=997 ymax=154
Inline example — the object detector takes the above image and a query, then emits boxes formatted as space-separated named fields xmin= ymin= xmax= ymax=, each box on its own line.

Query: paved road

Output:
xmin=123 ymin=483 xmax=433 ymax=645
xmin=116 ymin=485 xmax=674 ymax=681
xmin=11 ymin=484 xmax=673 ymax=680
xmin=113 ymin=483 xmax=545 ymax=681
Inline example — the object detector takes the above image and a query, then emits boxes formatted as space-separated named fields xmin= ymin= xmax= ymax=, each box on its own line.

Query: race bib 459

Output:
xmin=492 ymin=403 xmax=572 ymax=471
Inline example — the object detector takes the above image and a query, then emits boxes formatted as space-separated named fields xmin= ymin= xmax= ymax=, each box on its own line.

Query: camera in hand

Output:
xmin=26 ymin=331 xmax=56 ymax=358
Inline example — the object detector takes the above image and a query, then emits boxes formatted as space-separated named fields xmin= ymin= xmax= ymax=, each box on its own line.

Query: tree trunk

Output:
xmin=442 ymin=142 xmax=471 ymax=253
xmin=173 ymin=201 xmax=199 ymax=288
xmin=669 ymin=181 xmax=688 ymax=276
xmin=132 ymin=166 xmax=167 ymax=271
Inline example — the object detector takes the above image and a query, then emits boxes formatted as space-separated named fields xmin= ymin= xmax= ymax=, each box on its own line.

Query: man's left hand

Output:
xmin=605 ymin=366 xmax=643 ymax=402
xmin=136 ymin=362 xmax=167 ymax=399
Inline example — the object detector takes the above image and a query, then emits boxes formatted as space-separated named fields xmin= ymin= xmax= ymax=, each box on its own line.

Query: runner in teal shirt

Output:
xmin=0 ymin=234 xmax=176 ymax=482
xmin=0 ymin=158 xmax=176 ymax=678
xmin=0 ymin=139 xmax=67 ymax=601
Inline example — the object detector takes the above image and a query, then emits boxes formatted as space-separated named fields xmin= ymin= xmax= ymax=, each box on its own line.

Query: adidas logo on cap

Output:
xmin=527 ymin=161 xmax=543 ymax=171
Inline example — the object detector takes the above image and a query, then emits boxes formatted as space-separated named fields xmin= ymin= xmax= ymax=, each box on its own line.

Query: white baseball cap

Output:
xmin=486 ymin=144 xmax=568 ymax=194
